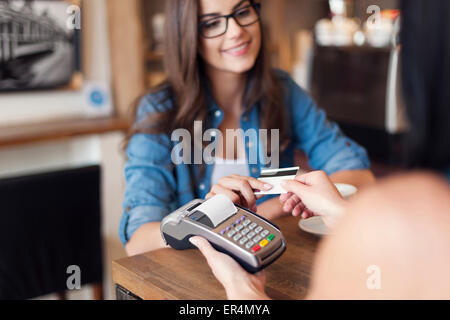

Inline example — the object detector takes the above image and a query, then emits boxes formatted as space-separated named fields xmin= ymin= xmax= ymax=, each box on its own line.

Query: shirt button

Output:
xmin=242 ymin=116 xmax=249 ymax=122
xmin=251 ymin=168 xmax=258 ymax=175
xmin=215 ymin=110 xmax=222 ymax=118
xmin=247 ymin=142 xmax=253 ymax=148
xmin=199 ymin=184 xmax=206 ymax=191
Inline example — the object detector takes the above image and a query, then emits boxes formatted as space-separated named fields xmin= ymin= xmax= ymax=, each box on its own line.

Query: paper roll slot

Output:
xmin=194 ymin=194 xmax=237 ymax=228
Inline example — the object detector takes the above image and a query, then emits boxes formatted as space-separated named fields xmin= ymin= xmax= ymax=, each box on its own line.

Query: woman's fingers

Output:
xmin=218 ymin=176 xmax=271 ymax=209
xmin=219 ymin=177 xmax=255 ymax=207
xmin=230 ymin=175 xmax=273 ymax=192
xmin=211 ymin=184 xmax=241 ymax=204
xmin=208 ymin=175 xmax=272 ymax=210
xmin=208 ymin=189 xmax=263 ymax=202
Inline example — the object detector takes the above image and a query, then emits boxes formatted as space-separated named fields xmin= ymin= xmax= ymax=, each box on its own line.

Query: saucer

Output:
xmin=299 ymin=216 xmax=331 ymax=236
xmin=334 ymin=183 xmax=358 ymax=199
xmin=298 ymin=183 xmax=358 ymax=236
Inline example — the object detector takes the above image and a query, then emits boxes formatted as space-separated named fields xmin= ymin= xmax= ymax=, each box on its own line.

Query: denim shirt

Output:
xmin=119 ymin=70 xmax=370 ymax=245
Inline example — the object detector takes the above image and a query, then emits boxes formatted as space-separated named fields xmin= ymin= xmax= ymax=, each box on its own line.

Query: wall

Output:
xmin=0 ymin=0 xmax=127 ymax=300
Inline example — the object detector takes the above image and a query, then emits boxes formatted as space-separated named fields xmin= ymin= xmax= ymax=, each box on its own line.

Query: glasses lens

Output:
xmin=201 ymin=17 xmax=227 ymax=38
xmin=234 ymin=5 xmax=259 ymax=26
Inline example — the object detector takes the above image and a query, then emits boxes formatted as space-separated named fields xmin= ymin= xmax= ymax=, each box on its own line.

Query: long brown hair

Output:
xmin=125 ymin=0 xmax=288 ymax=159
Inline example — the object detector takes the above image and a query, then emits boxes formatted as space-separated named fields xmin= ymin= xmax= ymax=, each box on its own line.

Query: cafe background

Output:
xmin=0 ymin=0 xmax=402 ymax=300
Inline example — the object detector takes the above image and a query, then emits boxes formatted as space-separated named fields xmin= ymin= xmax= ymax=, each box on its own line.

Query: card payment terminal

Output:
xmin=161 ymin=195 xmax=286 ymax=273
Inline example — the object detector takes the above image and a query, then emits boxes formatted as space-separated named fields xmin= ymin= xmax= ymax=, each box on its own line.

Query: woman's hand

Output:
xmin=189 ymin=236 xmax=270 ymax=300
xmin=280 ymin=171 xmax=347 ymax=228
xmin=206 ymin=175 xmax=272 ymax=212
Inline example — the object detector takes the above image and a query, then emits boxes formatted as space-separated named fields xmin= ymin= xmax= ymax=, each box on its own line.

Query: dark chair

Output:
xmin=0 ymin=165 xmax=103 ymax=300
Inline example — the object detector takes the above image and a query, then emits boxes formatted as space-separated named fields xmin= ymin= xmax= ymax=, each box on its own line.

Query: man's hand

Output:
xmin=189 ymin=236 xmax=270 ymax=300
xmin=280 ymin=171 xmax=347 ymax=228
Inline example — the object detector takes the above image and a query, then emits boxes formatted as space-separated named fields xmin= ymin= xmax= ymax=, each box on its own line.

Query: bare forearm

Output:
xmin=257 ymin=198 xmax=285 ymax=220
xmin=329 ymin=169 xmax=375 ymax=189
xmin=125 ymin=222 xmax=168 ymax=256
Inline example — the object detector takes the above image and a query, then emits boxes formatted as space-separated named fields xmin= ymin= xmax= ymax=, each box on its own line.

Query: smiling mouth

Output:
xmin=223 ymin=41 xmax=251 ymax=55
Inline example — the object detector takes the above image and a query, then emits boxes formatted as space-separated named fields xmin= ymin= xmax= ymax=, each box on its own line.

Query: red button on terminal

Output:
xmin=251 ymin=245 xmax=261 ymax=253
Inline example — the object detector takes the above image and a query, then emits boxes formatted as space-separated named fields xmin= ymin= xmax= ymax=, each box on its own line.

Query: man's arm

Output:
xmin=257 ymin=169 xmax=375 ymax=220
xmin=328 ymin=169 xmax=375 ymax=189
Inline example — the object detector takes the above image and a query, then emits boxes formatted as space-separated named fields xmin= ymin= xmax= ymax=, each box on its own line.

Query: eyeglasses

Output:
xmin=198 ymin=2 xmax=261 ymax=39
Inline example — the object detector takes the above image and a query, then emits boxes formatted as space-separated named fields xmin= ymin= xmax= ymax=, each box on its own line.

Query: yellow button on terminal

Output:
xmin=259 ymin=239 xmax=269 ymax=247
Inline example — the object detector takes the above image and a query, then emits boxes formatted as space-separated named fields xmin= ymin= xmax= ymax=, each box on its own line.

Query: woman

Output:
xmin=120 ymin=0 xmax=374 ymax=256
xmin=191 ymin=0 xmax=450 ymax=299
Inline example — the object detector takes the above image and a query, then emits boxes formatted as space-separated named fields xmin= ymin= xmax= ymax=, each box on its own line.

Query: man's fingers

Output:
xmin=295 ymin=170 xmax=328 ymax=185
xmin=301 ymin=209 xmax=315 ymax=219
xmin=279 ymin=192 xmax=293 ymax=203
xmin=190 ymin=236 xmax=218 ymax=259
xmin=284 ymin=194 xmax=301 ymax=211
xmin=293 ymin=203 xmax=306 ymax=217
xmin=281 ymin=180 xmax=308 ymax=195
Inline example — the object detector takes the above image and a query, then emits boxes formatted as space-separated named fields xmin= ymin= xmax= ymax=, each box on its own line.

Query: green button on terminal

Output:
xmin=267 ymin=234 xmax=275 ymax=241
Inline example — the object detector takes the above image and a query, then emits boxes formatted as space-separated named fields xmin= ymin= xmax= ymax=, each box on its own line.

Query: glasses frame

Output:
xmin=198 ymin=2 xmax=262 ymax=39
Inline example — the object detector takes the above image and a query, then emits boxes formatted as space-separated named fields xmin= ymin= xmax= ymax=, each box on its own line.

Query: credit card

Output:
xmin=254 ymin=167 xmax=300 ymax=195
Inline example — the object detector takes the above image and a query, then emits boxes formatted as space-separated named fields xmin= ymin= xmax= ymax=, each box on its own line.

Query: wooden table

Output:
xmin=112 ymin=216 xmax=321 ymax=300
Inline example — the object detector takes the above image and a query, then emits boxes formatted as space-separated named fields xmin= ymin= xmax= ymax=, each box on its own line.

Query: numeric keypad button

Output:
xmin=253 ymin=235 xmax=262 ymax=243
xmin=261 ymin=230 xmax=270 ymax=237
xmin=239 ymin=237 xmax=248 ymax=245
xmin=227 ymin=230 xmax=236 ymax=238
xmin=247 ymin=232 xmax=255 ymax=239
xmin=233 ymin=233 xmax=242 ymax=241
